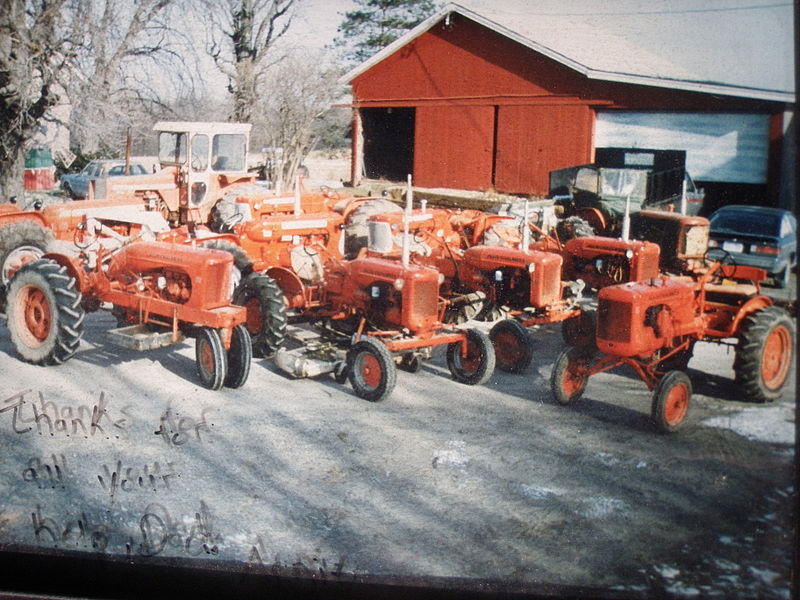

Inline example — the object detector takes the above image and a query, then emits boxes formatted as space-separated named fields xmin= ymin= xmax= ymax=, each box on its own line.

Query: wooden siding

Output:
xmin=350 ymin=13 xmax=788 ymax=197
xmin=414 ymin=105 xmax=494 ymax=190
xmin=495 ymin=104 xmax=594 ymax=195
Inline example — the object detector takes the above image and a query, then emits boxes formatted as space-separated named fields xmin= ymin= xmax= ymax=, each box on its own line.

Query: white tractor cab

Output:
xmin=108 ymin=121 xmax=258 ymax=226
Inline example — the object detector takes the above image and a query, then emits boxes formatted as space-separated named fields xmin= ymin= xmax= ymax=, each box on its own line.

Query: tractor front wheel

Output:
xmin=7 ymin=259 xmax=84 ymax=365
xmin=550 ymin=346 xmax=591 ymax=405
xmin=233 ymin=272 xmax=288 ymax=358
xmin=195 ymin=327 xmax=228 ymax=391
xmin=651 ymin=370 xmax=692 ymax=433
xmin=447 ymin=328 xmax=495 ymax=385
xmin=347 ymin=337 xmax=397 ymax=402
xmin=734 ymin=306 xmax=795 ymax=403
xmin=489 ymin=319 xmax=533 ymax=373
xmin=561 ymin=310 xmax=596 ymax=349
xmin=224 ymin=324 xmax=252 ymax=389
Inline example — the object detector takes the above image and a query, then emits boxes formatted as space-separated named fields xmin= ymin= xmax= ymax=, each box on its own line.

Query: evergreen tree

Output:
xmin=335 ymin=0 xmax=438 ymax=64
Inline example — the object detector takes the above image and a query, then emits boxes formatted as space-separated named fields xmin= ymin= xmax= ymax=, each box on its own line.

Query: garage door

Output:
xmin=595 ymin=112 xmax=770 ymax=184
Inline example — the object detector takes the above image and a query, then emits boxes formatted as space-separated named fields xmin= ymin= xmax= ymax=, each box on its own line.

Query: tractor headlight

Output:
xmin=393 ymin=279 xmax=404 ymax=291
xmin=625 ymin=249 xmax=634 ymax=259
xmin=495 ymin=270 xmax=503 ymax=282
xmin=157 ymin=276 xmax=167 ymax=290
xmin=527 ymin=262 xmax=536 ymax=273
xmin=438 ymin=273 xmax=445 ymax=285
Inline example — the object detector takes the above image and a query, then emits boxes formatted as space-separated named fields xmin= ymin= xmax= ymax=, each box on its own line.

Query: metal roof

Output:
xmin=343 ymin=2 xmax=794 ymax=104
xmin=152 ymin=122 xmax=253 ymax=135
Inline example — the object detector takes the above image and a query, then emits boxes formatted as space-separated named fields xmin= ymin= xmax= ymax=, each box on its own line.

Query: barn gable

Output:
xmin=344 ymin=3 xmax=794 ymax=209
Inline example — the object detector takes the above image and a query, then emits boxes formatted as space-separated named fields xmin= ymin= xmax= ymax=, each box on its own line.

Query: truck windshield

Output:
xmin=159 ymin=132 xmax=187 ymax=165
xmin=211 ymin=134 xmax=246 ymax=171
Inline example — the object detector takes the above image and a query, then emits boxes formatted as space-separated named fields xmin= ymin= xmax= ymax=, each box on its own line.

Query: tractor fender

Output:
xmin=0 ymin=212 xmax=48 ymax=229
xmin=265 ymin=266 xmax=306 ymax=309
xmin=41 ymin=252 xmax=92 ymax=294
xmin=730 ymin=295 xmax=773 ymax=337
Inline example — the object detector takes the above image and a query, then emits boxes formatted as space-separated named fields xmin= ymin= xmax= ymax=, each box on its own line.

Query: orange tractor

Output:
xmin=4 ymin=216 xmax=252 ymax=390
xmin=550 ymin=251 xmax=795 ymax=432
xmin=363 ymin=200 xmax=666 ymax=373
xmin=154 ymin=186 xmax=496 ymax=402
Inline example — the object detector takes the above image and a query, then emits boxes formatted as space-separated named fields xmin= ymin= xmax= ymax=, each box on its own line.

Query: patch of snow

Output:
xmin=748 ymin=566 xmax=781 ymax=585
xmin=665 ymin=583 xmax=700 ymax=597
xmin=713 ymin=558 xmax=739 ymax=571
xmin=593 ymin=452 xmax=619 ymax=466
xmin=701 ymin=404 xmax=795 ymax=445
xmin=719 ymin=535 xmax=735 ymax=544
xmin=636 ymin=460 xmax=648 ymax=469
xmin=432 ymin=441 xmax=469 ymax=468
xmin=655 ymin=565 xmax=680 ymax=579
xmin=519 ymin=484 xmax=562 ymax=500
xmin=581 ymin=496 xmax=628 ymax=518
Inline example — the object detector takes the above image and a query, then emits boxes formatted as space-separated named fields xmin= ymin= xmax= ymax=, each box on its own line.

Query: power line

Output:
xmin=520 ymin=2 xmax=793 ymax=17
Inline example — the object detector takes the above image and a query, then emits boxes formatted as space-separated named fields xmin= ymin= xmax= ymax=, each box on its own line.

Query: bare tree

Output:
xmin=65 ymin=0 xmax=184 ymax=155
xmin=253 ymin=50 xmax=344 ymax=190
xmin=206 ymin=0 xmax=296 ymax=123
xmin=0 ymin=0 xmax=77 ymax=200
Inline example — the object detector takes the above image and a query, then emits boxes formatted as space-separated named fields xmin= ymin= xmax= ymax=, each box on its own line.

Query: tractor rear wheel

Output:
xmin=347 ymin=337 xmax=397 ymax=402
xmin=195 ymin=327 xmax=227 ymax=390
xmin=224 ymin=324 xmax=252 ymax=389
xmin=232 ymin=272 xmax=288 ymax=358
xmin=6 ymin=259 xmax=84 ymax=365
xmin=561 ymin=310 xmax=596 ymax=349
xmin=447 ymin=328 xmax=495 ymax=385
xmin=0 ymin=221 xmax=55 ymax=310
xmin=734 ymin=306 xmax=795 ymax=403
xmin=651 ymin=370 xmax=692 ymax=433
xmin=550 ymin=346 xmax=590 ymax=405
xmin=489 ymin=319 xmax=533 ymax=373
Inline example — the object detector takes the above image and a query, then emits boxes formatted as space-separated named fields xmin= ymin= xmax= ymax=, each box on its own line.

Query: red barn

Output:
xmin=344 ymin=3 xmax=795 ymax=211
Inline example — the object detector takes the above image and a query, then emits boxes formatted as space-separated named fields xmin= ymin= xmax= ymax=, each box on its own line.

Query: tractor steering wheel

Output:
xmin=703 ymin=247 xmax=737 ymax=279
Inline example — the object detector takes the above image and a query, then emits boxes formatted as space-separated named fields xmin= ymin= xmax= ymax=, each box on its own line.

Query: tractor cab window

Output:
xmin=191 ymin=134 xmax=209 ymax=172
xmin=211 ymin=134 xmax=246 ymax=171
xmin=158 ymin=132 xmax=188 ymax=165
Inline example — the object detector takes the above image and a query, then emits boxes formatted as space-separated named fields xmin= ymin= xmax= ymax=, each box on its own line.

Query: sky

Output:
xmin=286 ymin=0 xmax=794 ymax=94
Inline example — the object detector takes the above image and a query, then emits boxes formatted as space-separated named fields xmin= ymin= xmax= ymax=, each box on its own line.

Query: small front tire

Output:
xmin=347 ymin=337 xmax=397 ymax=402
xmin=489 ymin=319 xmax=533 ymax=373
xmin=224 ymin=324 xmax=252 ymax=389
xmin=195 ymin=327 xmax=227 ymax=391
xmin=651 ymin=370 xmax=692 ymax=433
xmin=550 ymin=346 xmax=590 ymax=406
xmin=447 ymin=328 xmax=495 ymax=385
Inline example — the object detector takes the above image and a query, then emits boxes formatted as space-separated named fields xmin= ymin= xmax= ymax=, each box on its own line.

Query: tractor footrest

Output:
xmin=106 ymin=324 xmax=184 ymax=351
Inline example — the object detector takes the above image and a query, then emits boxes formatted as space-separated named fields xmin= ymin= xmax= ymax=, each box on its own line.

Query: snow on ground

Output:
xmin=701 ymin=403 xmax=795 ymax=445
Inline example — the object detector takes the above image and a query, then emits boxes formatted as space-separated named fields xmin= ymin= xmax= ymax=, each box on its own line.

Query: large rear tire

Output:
xmin=347 ymin=337 xmax=397 ymax=402
xmin=0 ymin=221 xmax=55 ymax=310
xmin=651 ymin=370 xmax=692 ymax=433
xmin=6 ymin=259 xmax=84 ymax=365
xmin=232 ymin=272 xmax=288 ymax=358
xmin=195 ymin=327 xmax=227 ymax=391
xmin=224 ymin=324 xmax=252 ymax=389
xmin=447 ymin=328 xmax=495 ymax=385
xmin=550 ymin=346 xmax=590 ymax=405
xmin=734 ymin=306 xmax=795 ymax=403
xmin=489 ymin=319 xmax=533 ymax=373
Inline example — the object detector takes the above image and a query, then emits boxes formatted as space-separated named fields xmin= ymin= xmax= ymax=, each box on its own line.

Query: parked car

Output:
xmin=60 ymin=159 xmax=149 ymax=200
xmin=708 ymin=204 xmax=797 ymax=288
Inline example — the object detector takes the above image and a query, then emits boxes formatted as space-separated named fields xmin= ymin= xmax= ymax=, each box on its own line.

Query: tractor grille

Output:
xmin=408 ymin=279 xmax=438 ymax=329
xmin=598 ymin=298 xmax=632 ymax=343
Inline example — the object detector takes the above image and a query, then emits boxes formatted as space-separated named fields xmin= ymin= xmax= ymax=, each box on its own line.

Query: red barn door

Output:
xmin=494 ymin=104 xmax=594 ymax=195
xmin=414 ymin=105 xmax=495 ymax=190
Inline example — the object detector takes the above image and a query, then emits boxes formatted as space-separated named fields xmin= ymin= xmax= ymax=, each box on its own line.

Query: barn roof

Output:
xmin=344 ymin=2 xmax=794 ymax=104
